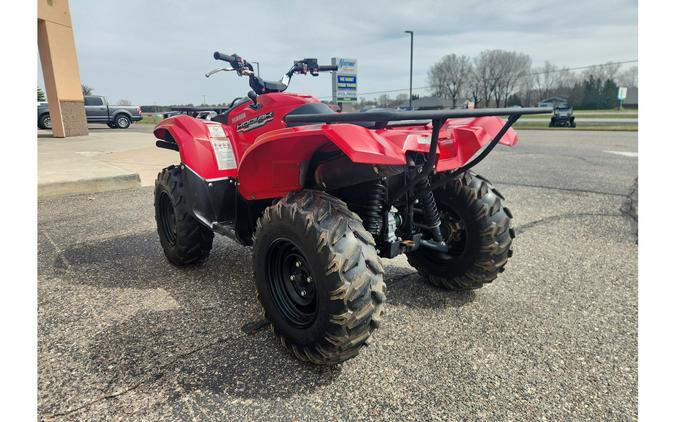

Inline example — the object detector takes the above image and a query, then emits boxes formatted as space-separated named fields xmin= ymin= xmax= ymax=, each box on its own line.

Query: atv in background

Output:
xmin=152 ymin=51 xmax=552 ymax=364
xmin=549 ymin=105 xmax=576 ymax=127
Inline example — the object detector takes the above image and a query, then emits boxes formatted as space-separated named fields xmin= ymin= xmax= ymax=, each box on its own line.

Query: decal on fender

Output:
xmin=206 ymin=123 xmax=237 ymax=170
xmin=211 ymin=138 xmax=237 ymax=170
xmin=237 ymin=112 xmax=274 ymax=132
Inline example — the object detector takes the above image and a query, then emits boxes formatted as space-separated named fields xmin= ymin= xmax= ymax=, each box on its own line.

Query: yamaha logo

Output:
xmin=236 ymin=112 xmax=274 ymax=132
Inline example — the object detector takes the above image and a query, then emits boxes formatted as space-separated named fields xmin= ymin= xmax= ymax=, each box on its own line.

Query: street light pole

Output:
xmin=404 ymin=30 xmax=413 ymax=110
xmin=251 ymin=61 xmax=260 ymax=76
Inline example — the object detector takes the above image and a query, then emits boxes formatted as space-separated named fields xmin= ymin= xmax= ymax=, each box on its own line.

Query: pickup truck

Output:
xmin=37 ymin=95 xmax=142 ymax=129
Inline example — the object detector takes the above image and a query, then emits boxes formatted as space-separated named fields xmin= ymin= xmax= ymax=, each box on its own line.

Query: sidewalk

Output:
xmin=38 ymin=129 xmax=176 ymax=198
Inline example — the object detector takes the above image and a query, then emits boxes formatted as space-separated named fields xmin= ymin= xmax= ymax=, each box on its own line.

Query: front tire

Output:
xmin=407 ymin=171 xmax=514 ymax=290
xmin=154 ymin=165 xmax=214 ymax=266
xmin=253 ymin=190 xmax=386 ymax=364
xmin=107 ymin=121 xmax=118 ymax=128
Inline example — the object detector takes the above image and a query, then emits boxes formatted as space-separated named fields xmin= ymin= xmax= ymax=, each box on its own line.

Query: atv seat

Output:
xmin=250 ymin=76 xmax=289 ymax=94
xmin=285 ymin=103 xmax=336 ymax=126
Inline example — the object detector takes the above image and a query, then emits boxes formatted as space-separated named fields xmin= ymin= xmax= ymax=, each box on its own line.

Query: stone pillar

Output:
xmin=38 ymin=0 xmax=88 ymax=137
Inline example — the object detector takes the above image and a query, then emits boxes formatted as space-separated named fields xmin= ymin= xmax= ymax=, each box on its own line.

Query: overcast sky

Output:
xmin=38 ymin=0 xmax=638 ymax=105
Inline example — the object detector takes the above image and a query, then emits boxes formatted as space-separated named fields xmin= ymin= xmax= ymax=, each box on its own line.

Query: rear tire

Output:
xmin=39 ymin=114 xmax=51 ymax=129
xmin=114 ymin=114 xmax=131 ymax=129
xmin=253 ymin=190 xmax=386 ymax=364
xmin=407 ymin=171 xmax=514 ymax=291
xmin=154 ymin=165 xmax=213 ymax=266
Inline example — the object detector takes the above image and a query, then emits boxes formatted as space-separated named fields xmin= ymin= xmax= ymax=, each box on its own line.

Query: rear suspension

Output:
xmin=417 ymin=179 xmax=444 ymax=243
xmin=362 ymin=181 xmax=387 ymax=239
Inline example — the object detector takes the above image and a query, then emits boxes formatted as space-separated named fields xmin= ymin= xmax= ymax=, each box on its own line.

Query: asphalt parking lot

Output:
xmin=38 ymin=129 xmax=637 ymax=421
xmin=38 ymin=123 xmax=154 ymax=137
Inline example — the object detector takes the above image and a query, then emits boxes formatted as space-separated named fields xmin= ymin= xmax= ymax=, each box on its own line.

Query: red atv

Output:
xmin=153 ymin=51 xmax=549 ymax=364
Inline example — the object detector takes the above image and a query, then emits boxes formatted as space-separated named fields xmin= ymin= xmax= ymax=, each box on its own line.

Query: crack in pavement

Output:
xmin=43 ymin=333 xmax=249 ymax=420
xmin=241 ymin=318 xmax=270 ymax=335
xmin=385 ymin=271 xmax=418 ymax=286
xmin=491 ymin=181 xmax=627 ymax=197
xmin=515 ymin=212 xmax=624 ymax=235
xmin=41 ymin=229 xmax=71 ymax=269
xmin=620 ymin=178 xmax=638 ymax=243
xmin=510 ymin=151 xmax=602 ymax=166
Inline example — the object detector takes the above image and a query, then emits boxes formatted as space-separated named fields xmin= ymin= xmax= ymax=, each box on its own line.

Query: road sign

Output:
xmin=331 ymin=58 xmax=358 ymax=103
xmin=617 ymin=87 xmax=628 ymax=100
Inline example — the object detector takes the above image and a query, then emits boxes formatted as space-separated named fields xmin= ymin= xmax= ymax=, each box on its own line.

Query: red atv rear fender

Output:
xmin=237 ymin=116 xmax=517 ymax=200
xmin=154 ymin=115 xmax=242 ymax=180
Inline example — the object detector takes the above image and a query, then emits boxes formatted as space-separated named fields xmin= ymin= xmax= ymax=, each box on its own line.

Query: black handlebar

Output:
xmin=211 ymin=51 xmax=333 ymax=94
xmin=213 ymin=51 xmax=236 ymax=63
xmin=318 ymin=65 xmax=338 ymax=72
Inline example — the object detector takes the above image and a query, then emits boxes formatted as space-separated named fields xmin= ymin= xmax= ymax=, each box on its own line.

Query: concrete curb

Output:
xmin=38 ymin=173 xmax=141 ymax=198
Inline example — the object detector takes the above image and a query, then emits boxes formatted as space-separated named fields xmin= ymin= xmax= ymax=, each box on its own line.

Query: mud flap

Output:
xmin=182 ymin=165 xmax=237 ymax=225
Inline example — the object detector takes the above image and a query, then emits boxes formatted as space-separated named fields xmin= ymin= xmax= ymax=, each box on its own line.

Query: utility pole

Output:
xmin=404 ymin=30 xmax=414 ymax=110
xmin=251 ymin=61 xmax=260 ymax=76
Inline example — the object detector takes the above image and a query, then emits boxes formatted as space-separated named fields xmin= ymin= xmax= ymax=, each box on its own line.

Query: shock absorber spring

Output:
xmin=363 ymin=181 xmax=386 ymax=239
xmin=418 ymin=179 xmax=444 ymax=243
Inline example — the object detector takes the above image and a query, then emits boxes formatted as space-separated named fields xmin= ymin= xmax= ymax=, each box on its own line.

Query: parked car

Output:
xmin=549 ymin=105 xmax=576 ymax=128
xmin=162 ymin=111 xmax=181 ymax=119
xmin=37 ymin=95 xmax=142 ymax=129
xmin=196 ymin=110 xmax=217 ymax=120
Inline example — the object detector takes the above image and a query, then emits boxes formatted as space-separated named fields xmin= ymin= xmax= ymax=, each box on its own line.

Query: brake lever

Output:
xmin=205 ymin=67 xmax=234 ymax=78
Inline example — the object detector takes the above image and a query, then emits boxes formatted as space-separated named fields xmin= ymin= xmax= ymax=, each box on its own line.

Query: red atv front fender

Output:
xmin=237 ymin=116 xmax=517 ymax=200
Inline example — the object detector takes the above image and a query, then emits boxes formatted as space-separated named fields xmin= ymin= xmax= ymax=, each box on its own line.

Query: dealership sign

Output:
xmin=617 ymin=86 xmax=628 ymax=100
xmin=331 ymin=57 xmax=358 ymax=103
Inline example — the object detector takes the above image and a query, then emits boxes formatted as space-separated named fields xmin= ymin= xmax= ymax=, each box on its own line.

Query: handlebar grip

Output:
xmin=213 ymin=51 xmax=236 ymax=62
xmin=318 ymin=65 xmax=338 ymax=72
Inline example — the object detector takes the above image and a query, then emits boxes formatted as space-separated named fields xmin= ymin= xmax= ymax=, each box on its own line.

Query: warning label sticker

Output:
xmin=207 ymin=124 xmax=226 ymax=138
xmin=211 ymin=138 xmax=237 ymax=170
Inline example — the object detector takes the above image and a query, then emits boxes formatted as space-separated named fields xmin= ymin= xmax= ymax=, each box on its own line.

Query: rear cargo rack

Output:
xmin=286 ymin=107 xmax=552 ymax=204
xmin=284 ymin=107 xmax=550 ymax=128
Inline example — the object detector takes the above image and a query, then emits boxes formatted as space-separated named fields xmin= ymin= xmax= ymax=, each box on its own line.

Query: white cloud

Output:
xmin=38 ymin=0 xmax=637 ymax=104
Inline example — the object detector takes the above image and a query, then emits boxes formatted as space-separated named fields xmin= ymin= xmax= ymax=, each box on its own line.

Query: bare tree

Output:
xmin=617 ymin=65 xmax=638 ymax=87
xmin=377 ymin=94 xmax=390 ymax=108
xmin=81 ymin=84 xmax=94 ymax=95
xmin=467 ymin=69 xmax=483 ymax=107
xmin=493 ymin=51 xmax=531 ymax=107
xmin=557 ymin=67 xmax=577 ymax=89
xmin=117 ymin=99 xmax=132 ymax=106
xmin=428 ymin=54 xmax=472 ymax=107
xmin=603 ymin=61 xmax=622 ymax=81
xmin=532 ymin=61 xmax=559 ymax=101
xmin=516 ymin=72 xmax=535 ymax=106
xmin=582 ymin=61 xmax=621 ymax=83
xmin=390 ymin=93 xmax=408 ymax=108
xmin=473 ymin=51 xmax=499 ymax=107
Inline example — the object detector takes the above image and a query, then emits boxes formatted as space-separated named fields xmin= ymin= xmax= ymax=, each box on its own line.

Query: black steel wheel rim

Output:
xmin=430 ymin=209 xmax=468 ymax=261
xmin=266 ymin=238 xmax=317 ymax=328
xmin=158 ymin=191 xmax=177 ymax=245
